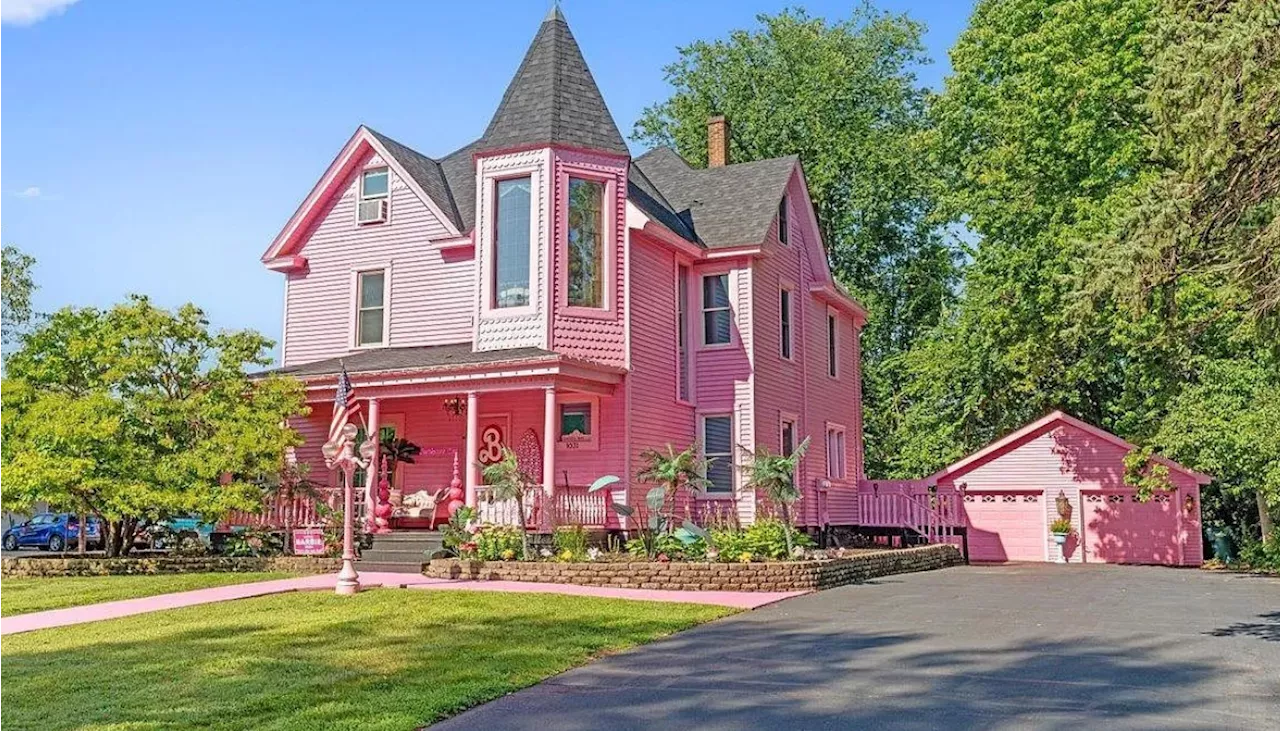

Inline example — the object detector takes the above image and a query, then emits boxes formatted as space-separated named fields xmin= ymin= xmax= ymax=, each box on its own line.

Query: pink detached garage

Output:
xmin=929 ymin=412 xmax=1209 ymax=566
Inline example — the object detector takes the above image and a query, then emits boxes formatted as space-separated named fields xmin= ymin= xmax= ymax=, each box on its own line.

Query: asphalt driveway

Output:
xmin=437 ymin=564 xmax=1279 ymax=730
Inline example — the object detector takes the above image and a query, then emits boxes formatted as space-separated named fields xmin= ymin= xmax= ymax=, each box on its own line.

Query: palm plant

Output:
xmin=380 ymin=435 xmax=422 ymax=485
xmin=636 ymin=443 xmax=711 ymax=521
xmin=480 ymin=447 xmax=535 ymax=560
xmin=741 ymin=437 xmax=810 ymax=557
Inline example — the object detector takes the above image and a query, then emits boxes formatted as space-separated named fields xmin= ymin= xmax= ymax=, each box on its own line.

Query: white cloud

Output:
xmin=15 ymin=186 xmax=43 ymax=199
xmin=2 ymin=0 xmax=80 ymax=26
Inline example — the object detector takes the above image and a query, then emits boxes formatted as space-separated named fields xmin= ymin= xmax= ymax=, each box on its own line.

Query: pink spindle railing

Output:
xmin=857 ymin=490 xmax=960 ymax=543
xmin=220 ymin=488 xmax=346 ymax=531
xmin=475 ymin=485 xmax=615 ymax=528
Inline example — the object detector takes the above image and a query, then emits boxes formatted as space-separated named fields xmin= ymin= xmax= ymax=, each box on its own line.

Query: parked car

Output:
xmin=2 ymin=513 xmax=102 ymax=552
xmin=145 ymin=516 xmax=215 ymax=551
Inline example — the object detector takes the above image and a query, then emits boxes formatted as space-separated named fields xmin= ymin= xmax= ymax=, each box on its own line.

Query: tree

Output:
xmin=1 ymin=295 xmax=307 ymax=555
xmin=633 ymin=6 xmax=959 ymax=475
xmin=1112 ymin=0 xmax=1280 ymax=329
xmin=480 ymin=447 xmax=535 ymax=560
xmin=741 ymin=437 xmax=810 ymax=556
xmin=888 ymin=0 xmax=1168 ymax=476
xmin=635 ymin=443 xmax=710 ymax=522
xmin=2 ymin=245 xmax=36 ymax=350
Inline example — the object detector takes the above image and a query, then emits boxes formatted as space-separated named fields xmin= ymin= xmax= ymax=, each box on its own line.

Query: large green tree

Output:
xmin=1 ymin=296 xmax=308 ymax=555
xmin=2 ymin=245 xmax=37 ymax=350
xmin=633 ymin=6 xmax=958 ymax=474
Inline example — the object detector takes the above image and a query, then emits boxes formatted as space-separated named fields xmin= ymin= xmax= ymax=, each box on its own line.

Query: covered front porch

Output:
xmin=283 ymin=345 xmax=629 ymax=531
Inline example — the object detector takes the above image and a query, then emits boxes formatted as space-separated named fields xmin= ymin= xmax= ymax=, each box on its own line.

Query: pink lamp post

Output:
xmin=322 ymin=421 xmax=373 ymax=596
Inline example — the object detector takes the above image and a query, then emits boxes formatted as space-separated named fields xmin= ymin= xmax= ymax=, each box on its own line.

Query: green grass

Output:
xmin=1 ymin=589 xmax=734 ymax=730
xmin=1 ymin=573 xmax=299 ymax=616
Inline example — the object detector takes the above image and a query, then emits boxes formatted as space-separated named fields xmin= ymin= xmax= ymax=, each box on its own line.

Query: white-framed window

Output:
xmin=493 ymin=176 xmax=532 ymax=309
xmin=677 ymin=264 xmax=691 ymax=401
xmin=566 ymin=177 xmax=605 ymax=308
xmin=557 ymin=397 xmax=598 ymax=451
xmin=358 ymin=168 xmax=389 ymax=224
xmin=827 ymin=312 xmax=838 ymax=378
xmin=780 ymin=287 xmax=793 ymax=359
xmin=825 ymin=424 xmax=847 ymax=480
xmin=355 ymin=270 xmax=387 ymax=347
xmin=780 ymin=418 xmax=796 ymax=457
xmin=702 ymin=414 xmax=735 ymax=494
xmin=777 ymin=195 xmax=789 ymax=245
xmin=702 ymin=273 xmax=732 ymax=346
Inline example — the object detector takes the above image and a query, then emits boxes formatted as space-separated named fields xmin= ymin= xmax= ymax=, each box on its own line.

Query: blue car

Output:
xmin=3 ymin=513 xmax=102 ymax=552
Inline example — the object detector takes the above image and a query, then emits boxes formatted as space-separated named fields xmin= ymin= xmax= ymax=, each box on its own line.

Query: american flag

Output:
xmin=328 ymin=365 xmax=361 ymax=443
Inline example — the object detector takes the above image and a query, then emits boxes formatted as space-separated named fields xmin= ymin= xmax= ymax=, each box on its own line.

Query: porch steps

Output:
xmin=358 ymin=531 xmax=445 ymax=574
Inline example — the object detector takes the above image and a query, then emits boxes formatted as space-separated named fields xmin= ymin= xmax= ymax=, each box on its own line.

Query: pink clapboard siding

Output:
xmin=935 ymin=414 xmax=1205 ymax=566
xmin=283 ymin=150 xmax=472 ymax=366
xmin=549 ymin=149 xmax=628 ymax=367
xmin=626 ymin=232 xmax=697 ymax=510
xmin=751 ymin=170 xmax=863 ymax=527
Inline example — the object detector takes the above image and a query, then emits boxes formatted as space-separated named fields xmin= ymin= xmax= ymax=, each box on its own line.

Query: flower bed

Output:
xmin=0 ymin=555 xmax=339 ymax=578
xmin=425 ymin=544 xmax=963 ymax=592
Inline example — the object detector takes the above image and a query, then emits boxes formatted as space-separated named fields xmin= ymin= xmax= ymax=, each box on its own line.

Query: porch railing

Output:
xmin=220 ymin=487 xmax=348 ymax=531
xmin=856 ymin=490 xmax=960 ymax=544
xmin=476 ymin=485 xmax=616 ymax=529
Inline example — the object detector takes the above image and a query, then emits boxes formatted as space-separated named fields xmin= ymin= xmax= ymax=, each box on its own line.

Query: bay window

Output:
xmin=493 ymin=176 xmax=532 ymax=308
xmin=703 ymin=415 xmax=734 ymax=494
xmin=702 ymin=273 xmax=731 ymax=346
xmin=356 ymin=270 xmax=386 ymax=346
xmin=567 ymin=177 xmax=605 ymax=308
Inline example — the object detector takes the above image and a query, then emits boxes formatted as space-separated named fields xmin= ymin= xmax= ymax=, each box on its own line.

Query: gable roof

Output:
xmin=477 ymin=6 xmax=628 ymax=157
xmin=632 ymin=146 xmax=799 ymax=249
xmin=366 ymin=128 xmax=464 ymax=231
xmin=928 ymin=411 xmax=1213 ymax=485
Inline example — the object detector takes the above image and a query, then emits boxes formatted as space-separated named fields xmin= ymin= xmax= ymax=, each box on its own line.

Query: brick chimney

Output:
xmin=707 ymin=115 xmax=729 ymax=167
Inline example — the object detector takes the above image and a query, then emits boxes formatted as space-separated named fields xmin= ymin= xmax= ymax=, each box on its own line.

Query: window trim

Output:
xmin=825 ymin=422 xmax=847 ymax=480
xmin=352 ymin=266 xmax=390 ymax=349
xmin=777 ymin=194 xmax=789 ymax=245
xmin=675 ymin=261 xmax=694 ymax=405
xmin=827 ymin=308 xmax=839 ymax=379
xmin=700 ymin=271 xmax=734 ymax=349
xmin=487 ymin=172 xmax=538 ymax=316
xmin=779 ymin=286 xmax=794 ymax=360
xmin=555 ymin=394 xmax=599 ymax=452
xmin=558 ymin=169 xmax=615 ymax=318
xmin=700 ymin=413 xmax=736 ymax=497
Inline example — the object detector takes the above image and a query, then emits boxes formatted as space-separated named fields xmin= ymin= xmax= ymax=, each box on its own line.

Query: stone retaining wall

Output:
xmin=0 ymin=555 xmax=340 ymax=578
xmin=425 ymin=544 xmax=963 ymax=592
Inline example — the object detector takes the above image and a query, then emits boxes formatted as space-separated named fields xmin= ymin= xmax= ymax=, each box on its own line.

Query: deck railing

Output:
xmin=856 ymin=490 xmax=960 ymax=543
xmin=475 ymin=485 xmax=616 ymax=529
xmin=220 ymin=487 xmax=348 ymax=531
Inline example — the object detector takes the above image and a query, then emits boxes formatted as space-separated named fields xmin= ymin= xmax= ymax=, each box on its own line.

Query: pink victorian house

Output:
xmin=261 ymin=8 xmax=866 ymax=539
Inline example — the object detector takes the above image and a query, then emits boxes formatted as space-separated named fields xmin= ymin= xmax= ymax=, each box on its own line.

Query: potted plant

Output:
xmin=1049 ymin=517 xmax=1073 ymax=563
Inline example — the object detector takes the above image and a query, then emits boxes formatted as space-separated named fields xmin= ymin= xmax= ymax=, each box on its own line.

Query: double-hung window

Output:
xmin=358 ymin=168 xmax=389 ymax=224
xmin=493 ymin=176 xmax=532 ymax=309
xmin=703 ymin=415 xmax=734 ymax=494
xmin=677 ymin=265 xmax=691 ymax=400
xmin=567 ymin=177 xmax=605 ymax=308
xmin=827 ymin=313 xmax=838 ymax=378
xmin=702 ymin=273 xmax=732 ymax=346
xmin=780 ymin=288 xmax=793 ymax=359
xmin=825 ymin=426 xmax=847 ymax=480
xmin=356 ymin=270 xmax=386 ymax=346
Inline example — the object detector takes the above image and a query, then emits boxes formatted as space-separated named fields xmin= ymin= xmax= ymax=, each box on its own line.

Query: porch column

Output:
xmin=465 ymin=391 xmax=479 ymax=508
xmin=542 ymin=386 xmax=557 ymax=498
xmin=365 ymin=397 xmax=380 ymax=528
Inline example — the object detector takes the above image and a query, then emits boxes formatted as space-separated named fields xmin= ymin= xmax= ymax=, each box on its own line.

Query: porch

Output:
xmin=278 ymin=345 xmax=630 ymax=532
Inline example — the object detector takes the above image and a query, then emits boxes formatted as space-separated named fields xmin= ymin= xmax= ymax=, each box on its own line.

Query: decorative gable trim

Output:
xmin=261 ymin=126 xmax=462 ymax=263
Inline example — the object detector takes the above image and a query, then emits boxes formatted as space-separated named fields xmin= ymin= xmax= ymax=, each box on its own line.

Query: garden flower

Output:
xmin=586 ymin=547 xmax=600 ymax=561
xmin=738 ymin=551 xmax=754 ymax=563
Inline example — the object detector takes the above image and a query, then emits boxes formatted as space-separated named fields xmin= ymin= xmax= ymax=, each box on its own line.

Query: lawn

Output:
xmin=1 ymin=572 xmax=299 ymax=616
xmin=1 ymin=589 xmax=734 ymax=730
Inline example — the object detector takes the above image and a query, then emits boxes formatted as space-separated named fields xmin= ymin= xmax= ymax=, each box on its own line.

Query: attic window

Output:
xmin=778 ymin=195 xmax=789 ymax=244
xmin=358 ymin=168 xmax=389 ymax=224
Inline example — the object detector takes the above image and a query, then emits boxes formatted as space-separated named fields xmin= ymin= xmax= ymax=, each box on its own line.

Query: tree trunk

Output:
xmin=77 ymin=511 xmax=87 ymax=554
xmin=1258 ymin=490 xmax=1275 ymax=540
xmin=780 ymin=503 xmax=794 ymax=557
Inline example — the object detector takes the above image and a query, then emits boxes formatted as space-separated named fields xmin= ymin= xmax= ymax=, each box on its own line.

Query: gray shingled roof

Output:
xmin=366 ymin=128 xmax=464 ymax=231
xmin=350 ymin=11 xmax=797 ymax=251
xmin=270 ymin=344 xmax=557 ymax=378
xmin=632 ymin=147 xmax=799 ymax=248
xmin=477 ymin=6 xmax=628 ymax=157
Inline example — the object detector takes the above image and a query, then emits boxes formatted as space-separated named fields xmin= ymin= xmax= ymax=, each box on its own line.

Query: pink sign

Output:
xmin=292 ymin=529 xmax=326 ymax=556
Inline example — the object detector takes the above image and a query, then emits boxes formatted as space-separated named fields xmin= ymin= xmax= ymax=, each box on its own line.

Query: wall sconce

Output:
xmin=442 ymin=397 xmax=466 ymax=418
xmin=1184 ymin=494 xmax=1196 ymax=513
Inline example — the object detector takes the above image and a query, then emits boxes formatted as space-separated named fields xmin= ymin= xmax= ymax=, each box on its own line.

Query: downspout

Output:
xmin=797 ymin=240 xmax=813 ymax=528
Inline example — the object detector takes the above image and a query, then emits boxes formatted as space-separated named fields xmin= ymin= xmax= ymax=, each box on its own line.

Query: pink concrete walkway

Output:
xmin=1 ymin=572 xmax=805 ymax=635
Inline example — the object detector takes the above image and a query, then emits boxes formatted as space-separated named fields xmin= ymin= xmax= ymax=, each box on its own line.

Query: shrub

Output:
xmin=708 ymin=518 xmax=814 ymax=561
xmin=553 ymin=524 xmax=589 ymax=561
xmin=1049 ymin=517 xmax=1074 ymax=535
xmin=474 ymin=525 xmax=524 ymax=561
xmin=223 ymin=527 xmax=284 ymax=557
xmin=441 ymin=506 xmax=476 ymax=557
xmin=1237 ymin=530 xmax=1280 ymax=572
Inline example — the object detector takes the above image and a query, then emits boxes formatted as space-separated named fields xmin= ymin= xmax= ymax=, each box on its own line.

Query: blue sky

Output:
xmin=2 ymin=0 xmax=974 ymax=363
